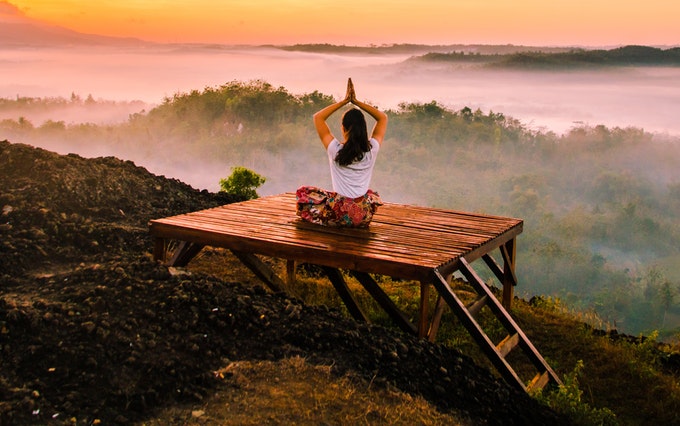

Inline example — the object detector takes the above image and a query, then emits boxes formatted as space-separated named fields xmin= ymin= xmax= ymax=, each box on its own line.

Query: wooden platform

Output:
xmin=149 ymin=193 xmax=562 ymax=392
xmin=149 ymin=192 xmax=522 ymax=284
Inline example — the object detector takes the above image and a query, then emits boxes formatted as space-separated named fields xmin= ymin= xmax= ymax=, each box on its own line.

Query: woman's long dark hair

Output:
xmin=336 ymin=108 xmax=371 ymax=166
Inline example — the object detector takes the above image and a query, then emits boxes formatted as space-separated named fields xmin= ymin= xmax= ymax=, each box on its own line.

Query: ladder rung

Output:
xmin=526 ymin=371 xmax=551 ymax=392
xmin=466 ymin=294 xmax=488 ymax=318
xmin=496 ymin=333 xmax=520 ymax=358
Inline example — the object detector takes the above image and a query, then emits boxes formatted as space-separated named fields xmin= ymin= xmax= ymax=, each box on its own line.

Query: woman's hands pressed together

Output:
xmin=346 ymin=78 xmax=357 ymax=103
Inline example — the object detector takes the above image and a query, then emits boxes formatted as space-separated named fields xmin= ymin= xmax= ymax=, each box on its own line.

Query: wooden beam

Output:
xmin=167 ymin=241 xmax=205 ymax=267
xmin=430 ymin=268 xmax=526 ymax=391
xmin=496 ymin=333 xmax=520 ymax=358
xmin=457 ymin=258 xmax=561 ymax=388
xmin=230 ymin=250 xmax=284 ymax=292
xmin=286 ymin=260 xmax=297 ymax=286
xmin=482 ymin=253 xmax=503 ymax=282
xmin=527 ymin=371 xmax=551 ymax=393
xmin=419 ymin=282 xmax=431 ymax=339
xmin=427 ymin=295 xmax=447 ymax=342
xmin=500 ymin=239 xmax=518 ymax=309
xmin=321 ymin=267 xmax=368 ymax=323
xmin=467 ymin=294 xmax=488 ymax=319
xmin=153 ymin=238 xmax=167 ymax=262
xmin=350 ymin=271 xmax=417 ymax=335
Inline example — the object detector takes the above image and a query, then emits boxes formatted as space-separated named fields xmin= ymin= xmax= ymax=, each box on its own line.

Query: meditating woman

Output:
xmin=296 ymin=78 xmax=388 ymax=227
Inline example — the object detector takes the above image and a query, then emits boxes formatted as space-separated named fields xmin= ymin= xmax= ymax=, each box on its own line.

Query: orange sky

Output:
xmin=6 ymin=0 xmax=680 ymax=46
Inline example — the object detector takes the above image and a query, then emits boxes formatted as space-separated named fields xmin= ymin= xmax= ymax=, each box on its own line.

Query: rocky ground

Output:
xmin=0 ymin=140 xmax=566 ymax=425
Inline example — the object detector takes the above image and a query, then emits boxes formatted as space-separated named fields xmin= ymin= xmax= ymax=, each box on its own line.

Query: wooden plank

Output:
xmin=526 ymin=371 xmax=551 ymax=393
xmin=150 ymin=215 xmax=518 ymax=272
xmin=467 ymin=294 xmax=488 ymax=319
xmin=152 ymin=217 xmax=453 ymax=264
xmin=152 ymin=212 xmax=516 ymax=249
xmin=151 ymin=220 xmax=434 ymax=281
xmin=162 ymin=212 xmax=491 ymax=257
xmin=496 ymin=333 xmax=520 ymax=358
xmin=149 ymin=193 xmax=525 ymax=283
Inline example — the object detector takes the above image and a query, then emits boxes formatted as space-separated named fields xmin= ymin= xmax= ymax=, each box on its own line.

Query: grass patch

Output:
xmin=137 ymin=357 xmax=466 ymax=425
xmin=186 ymin=249 xmax=680 ymax=425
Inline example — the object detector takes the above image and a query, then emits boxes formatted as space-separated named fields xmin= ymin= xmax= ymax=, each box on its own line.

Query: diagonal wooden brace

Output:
xmin=350 ymin=271 xmax=417 ymax=335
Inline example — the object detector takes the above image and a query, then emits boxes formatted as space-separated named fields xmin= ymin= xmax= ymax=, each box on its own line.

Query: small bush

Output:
xmin=219 ymin=166 xmax=266 ymax=199
xmin=537 ymin=360 xmax=618 ymax=425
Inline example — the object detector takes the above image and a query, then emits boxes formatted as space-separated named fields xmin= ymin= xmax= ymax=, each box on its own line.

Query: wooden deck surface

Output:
xmin=149 ymin=192 xmax=523 ymax=282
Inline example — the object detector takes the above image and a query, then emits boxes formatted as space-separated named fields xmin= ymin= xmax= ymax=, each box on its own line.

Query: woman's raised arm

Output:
xmin=313 ymin=81 xmax=353 ymax=148
xmin=348 ymin=79 xmax=388 ymax=144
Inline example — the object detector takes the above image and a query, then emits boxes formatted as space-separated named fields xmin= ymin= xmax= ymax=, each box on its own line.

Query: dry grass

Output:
xmin=137 ymin=357 xmax=466 ymax=425
xmin=184 ymin=248 xmax=680 ymax=425
xmin=510 ymin=297 xmax=680 ymax=425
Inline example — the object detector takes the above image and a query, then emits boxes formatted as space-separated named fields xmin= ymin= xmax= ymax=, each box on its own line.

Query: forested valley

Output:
xmin=2 ymin=80 xmax=680 ymax=341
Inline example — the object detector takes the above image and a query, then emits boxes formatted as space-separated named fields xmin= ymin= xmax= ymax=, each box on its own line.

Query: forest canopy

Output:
xmin=414 ymin=45 xmax=680 ymax=69
xmin=2 ymin=80 xmax=680 ymax=340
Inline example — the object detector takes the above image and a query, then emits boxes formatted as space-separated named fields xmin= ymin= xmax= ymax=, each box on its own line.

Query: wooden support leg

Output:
xmin=167 ymin=241 xmax=205 ymax=267
xmin=350 ymin=271 xmax=417 ymax=335
xmin=230 ymin=250 xmax=284 ymax=292
xmin=286 ymin=260 xmax=297 ymax=286
xmin=321 ymin=267 xmax=368 ymax=323
xmin=500 ymin=239 xmax=518 ymax=309
xmin=418 ymin=282 xmax=430 ymax=339
xmin=153 ymin=238 xmax=167 ymax=262
xmin=427 ymin=295 xmax=447 ymax=342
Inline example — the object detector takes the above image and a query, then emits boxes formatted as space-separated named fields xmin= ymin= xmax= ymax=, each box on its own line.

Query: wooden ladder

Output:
xmin=431 ymin=258 xmax=562 ymax=392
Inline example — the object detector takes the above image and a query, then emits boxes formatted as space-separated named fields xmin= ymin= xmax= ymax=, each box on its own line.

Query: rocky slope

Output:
xmin=0 ymin=140 xmax=565 ymax=425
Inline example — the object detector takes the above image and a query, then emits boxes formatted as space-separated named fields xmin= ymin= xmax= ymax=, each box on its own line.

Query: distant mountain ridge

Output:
xmin=0 ymin=1 xmax=149 ymax=47
xmin=414 ymin=45 xmax=680 ymax=68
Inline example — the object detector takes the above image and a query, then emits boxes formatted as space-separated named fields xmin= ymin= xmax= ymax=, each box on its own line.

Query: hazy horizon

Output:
xmin=2 ymin=44 xmax=680 ymax=139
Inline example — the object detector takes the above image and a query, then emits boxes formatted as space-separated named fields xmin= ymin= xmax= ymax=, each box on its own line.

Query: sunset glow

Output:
xmin=7 ymin=0 xmax=680 ymax=46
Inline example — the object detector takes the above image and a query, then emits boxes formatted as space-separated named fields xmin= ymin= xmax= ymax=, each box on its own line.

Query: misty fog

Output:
xmin=3 ymin=45 xmax=680 ymax=339
xmin=2 ymin=45 xmax=680 ymax=135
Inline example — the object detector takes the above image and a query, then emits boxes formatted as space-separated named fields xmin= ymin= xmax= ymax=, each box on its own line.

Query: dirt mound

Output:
xmin=0 ymin=140 xmax=564 ymax=425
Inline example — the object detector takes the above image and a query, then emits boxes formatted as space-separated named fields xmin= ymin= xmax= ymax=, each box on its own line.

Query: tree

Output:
xmin=219 ymin=166 xmax=266 ymax=200
xmin=659 ymin=280 xmax=677 ymax=328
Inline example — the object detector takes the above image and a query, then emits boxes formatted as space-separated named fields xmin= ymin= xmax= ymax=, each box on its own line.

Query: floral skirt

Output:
xmin=295 ymin=186 xmax=383 ymax=228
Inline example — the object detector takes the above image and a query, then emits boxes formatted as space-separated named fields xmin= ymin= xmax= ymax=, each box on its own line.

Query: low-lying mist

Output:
xmin=2 ymin=49 xmax=680 ymax=341
xmin=2 ymin=45 xmax=680 ymax=135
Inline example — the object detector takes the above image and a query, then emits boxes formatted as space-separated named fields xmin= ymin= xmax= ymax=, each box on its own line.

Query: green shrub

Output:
xmin=537 ymin=360 xmax=618 ymax=425
xmin=219 ymin=166 xmax=266 ymax=199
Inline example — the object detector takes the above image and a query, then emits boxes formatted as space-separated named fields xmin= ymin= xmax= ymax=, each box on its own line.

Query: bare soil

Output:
xmin=0 ymin=140 xmax=565 ymax=425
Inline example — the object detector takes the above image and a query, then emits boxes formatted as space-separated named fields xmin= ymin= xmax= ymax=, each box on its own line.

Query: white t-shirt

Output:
xmin=326 ymin=138 xmax=380 ymax=198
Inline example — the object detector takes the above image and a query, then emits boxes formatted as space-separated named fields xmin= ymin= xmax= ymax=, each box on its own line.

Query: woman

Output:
xmin=296 ymin=79 xmax=388 ymax=227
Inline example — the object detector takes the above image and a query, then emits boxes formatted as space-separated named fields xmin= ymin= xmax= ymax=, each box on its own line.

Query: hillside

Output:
xmin=0 ymin=140 xmax=566 ymax=425
xmin=413 ymin=45 xmax=680 ymax=68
